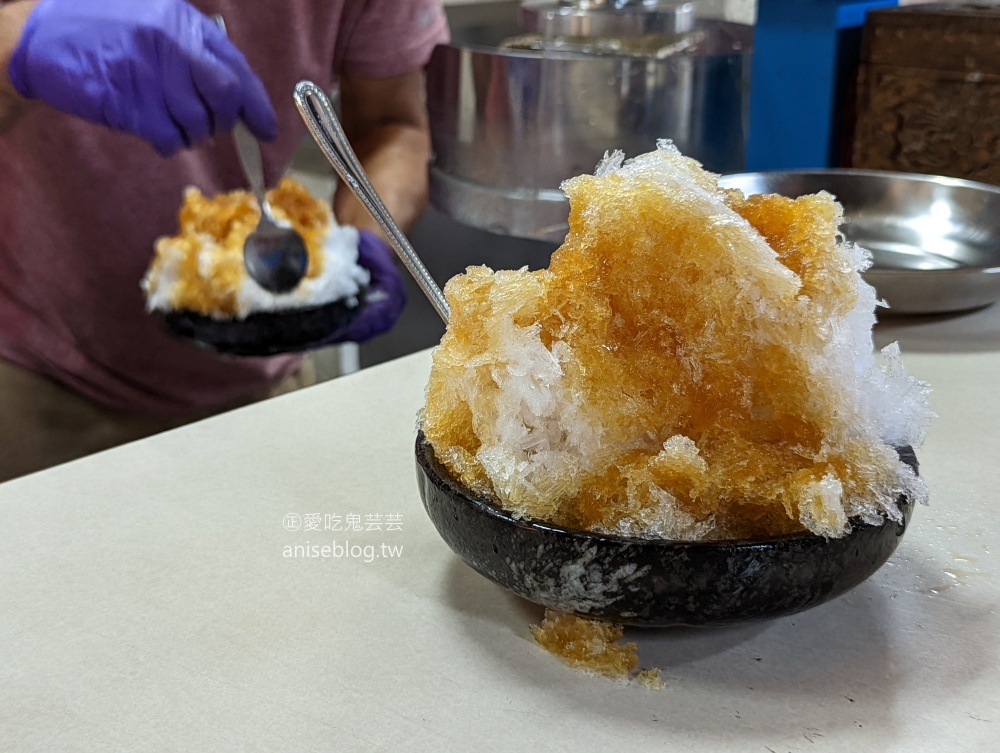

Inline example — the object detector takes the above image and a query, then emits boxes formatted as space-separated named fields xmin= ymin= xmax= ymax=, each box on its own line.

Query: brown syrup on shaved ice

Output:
xmin=145 ymin=179 xmax=332 ymax=317
xmin=422 ymin=142 xmax=932 ymax=541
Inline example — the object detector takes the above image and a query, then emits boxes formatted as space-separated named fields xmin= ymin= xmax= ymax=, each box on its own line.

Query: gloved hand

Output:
xmin=8 ymin=0 xmax=277 ymax=156
xmin=326 ymin=230 xmax=407 ymax=344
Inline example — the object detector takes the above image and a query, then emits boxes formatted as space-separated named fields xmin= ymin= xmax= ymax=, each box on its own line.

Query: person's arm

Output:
xmin=335 ymin=69 xmax=433 ymax=237
xmin=0 ymin=0 xmax=36 ymax=133
xmin=0 ymin=0 xmax=276 ymax=154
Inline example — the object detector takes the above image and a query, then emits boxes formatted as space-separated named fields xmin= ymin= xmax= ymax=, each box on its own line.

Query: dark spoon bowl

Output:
xmin=157 ymin=292 xmax=364 ymax=357
xmin=416 ymin=432 xmax=916 ymax=627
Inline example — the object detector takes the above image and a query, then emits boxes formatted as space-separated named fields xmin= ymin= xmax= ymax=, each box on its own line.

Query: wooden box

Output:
xmin=853 ymin=3 xmax=1000 ymax=184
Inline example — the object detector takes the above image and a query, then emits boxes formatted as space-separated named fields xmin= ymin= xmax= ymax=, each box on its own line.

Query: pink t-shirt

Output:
xmin=0 ymin=0 xmax=448 ymax=418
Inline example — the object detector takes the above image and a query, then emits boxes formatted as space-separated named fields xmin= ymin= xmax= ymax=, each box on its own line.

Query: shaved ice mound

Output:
xmin=422 ymin=142 xmax=933 ymax=541
xmin=143 ymin=178 xmax=369 ymax=319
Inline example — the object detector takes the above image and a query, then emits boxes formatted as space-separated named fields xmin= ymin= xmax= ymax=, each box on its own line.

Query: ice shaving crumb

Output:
xmin=531 ymin=610 xmax=637 ymax=678
xmin=142 ymin=178 xmax=369 ymax=318
xmin=530 ymin=610 xmax=663 ymax=689
xmin=423 ymin=141 xmax=933 ymax=540
xmin=637 ymin=668 xmax=666 ymax=691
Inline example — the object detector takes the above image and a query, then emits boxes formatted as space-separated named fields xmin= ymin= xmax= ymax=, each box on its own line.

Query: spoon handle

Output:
xmin=293 ymin=81 xmax=450 ymax=324
xmin=212 ymin=16 xmax=269 ymax=211
xmin=232 ymin=123 xmax=268 ymax=209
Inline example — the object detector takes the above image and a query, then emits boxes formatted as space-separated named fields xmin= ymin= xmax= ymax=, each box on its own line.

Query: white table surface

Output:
xmin=2 ymin=304 xmax=998 ymax=753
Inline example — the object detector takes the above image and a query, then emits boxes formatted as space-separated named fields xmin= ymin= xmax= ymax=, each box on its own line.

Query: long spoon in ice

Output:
xmin=293 ymin=81 xmax=450 ymax=323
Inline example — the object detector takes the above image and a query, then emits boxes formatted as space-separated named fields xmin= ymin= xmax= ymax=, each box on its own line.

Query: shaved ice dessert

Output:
xmin=422 ymin=142 xmax=932 ymax=542
xmin=143 ymin=178 xmax=369 ymax=319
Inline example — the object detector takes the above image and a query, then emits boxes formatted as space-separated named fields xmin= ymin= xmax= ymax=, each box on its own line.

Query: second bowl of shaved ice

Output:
xmin=416 ymin=142 xmax=932 ymax=625
xmin=143 ymin=178 xmax=370 ymax=355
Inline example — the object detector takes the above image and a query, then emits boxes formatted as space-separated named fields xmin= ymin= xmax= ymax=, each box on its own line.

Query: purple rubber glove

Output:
xmin=8 ymin=0 xmax=277 ymax=156
xmin=327 ymin=231 xmax=407 ymax=344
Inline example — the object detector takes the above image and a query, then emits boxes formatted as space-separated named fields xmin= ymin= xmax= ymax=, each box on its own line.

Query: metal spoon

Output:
xmin=293 ymin=81 xmax=450 ymax=323
xmin=215 ymin=16 xmax=308 ymax=294
xmin=230 ymin=124 xmax=308 ymax=293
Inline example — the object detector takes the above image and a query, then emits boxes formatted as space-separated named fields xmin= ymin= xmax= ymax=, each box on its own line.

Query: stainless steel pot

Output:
xmin=426 ymin=1 xmax=752 ymax=241
xmin=518 ymin=0 xmax=697 ymax=47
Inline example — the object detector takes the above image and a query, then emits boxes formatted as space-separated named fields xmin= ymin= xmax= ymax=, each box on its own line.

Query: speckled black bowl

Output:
xmin=416 ymin=432 xmax=917 ymax=627
xmin=157 ymin=293 xmax=364 ymax=356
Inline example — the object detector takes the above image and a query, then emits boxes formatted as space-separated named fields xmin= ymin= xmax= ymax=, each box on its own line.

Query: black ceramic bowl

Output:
xmin=157 ymin=293 xmax=364 ymax=357
xmin=416 ymin=432 xmax=917 ymax=627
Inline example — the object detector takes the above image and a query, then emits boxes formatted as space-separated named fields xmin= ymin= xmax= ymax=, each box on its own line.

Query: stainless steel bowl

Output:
xmin=720 ymin=169 xmax=1000 ymax=316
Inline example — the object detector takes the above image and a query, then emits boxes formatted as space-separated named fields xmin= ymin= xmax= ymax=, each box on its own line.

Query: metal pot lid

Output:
xmin=518 ymin=0 xmax=696 ymax=39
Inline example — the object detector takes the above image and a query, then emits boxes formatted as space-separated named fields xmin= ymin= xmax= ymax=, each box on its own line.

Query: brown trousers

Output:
xmin=0 ymin=357 xmax=316 ymax=483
